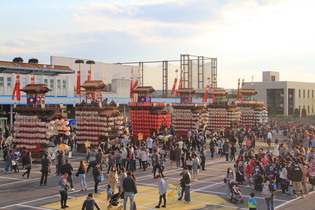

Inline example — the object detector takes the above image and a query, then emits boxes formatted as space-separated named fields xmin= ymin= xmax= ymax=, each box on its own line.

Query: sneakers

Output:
xmin=177 ymin=198 xmax=182 ymax=201
xmin=184 ymin=201 xmax=190 ymax=204
xmin=161 ymin=205 xmax=166 ymax=208
xmin=155 ymin=206 xmax=160 ymax=208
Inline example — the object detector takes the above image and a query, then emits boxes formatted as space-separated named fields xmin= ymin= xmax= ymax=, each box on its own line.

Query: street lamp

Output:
xmin=86 ymin=60 xmax=95 ymax=81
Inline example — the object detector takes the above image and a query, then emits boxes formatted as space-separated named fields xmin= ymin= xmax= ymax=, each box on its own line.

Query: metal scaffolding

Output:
xmin=116 ymin=54 xmax=217 ymax=97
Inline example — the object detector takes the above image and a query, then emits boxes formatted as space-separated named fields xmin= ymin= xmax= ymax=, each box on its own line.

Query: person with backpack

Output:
xmin=253 ymin=161 xmax=264 ymax=192
xmin=288 ymin=161 xmax=304 ymax=198
xmin=262 ymin=178 xmax=276 ymax=210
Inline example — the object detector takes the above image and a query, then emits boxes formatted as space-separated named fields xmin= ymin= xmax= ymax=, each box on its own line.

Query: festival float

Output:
xmin=234 ymin=81 xmax=268 ymax=128
xmin=207 ymin=89 xmax=241 ymax=130
xmin=171 ymin=88 xmax=208 ymax=136
xmin=13 ymin=84 xmax=71 ymax=160
xmin=75 ymin=80 xmax=124 ymax=152
xmin=129 ymin=86 xmax=171 ymax=142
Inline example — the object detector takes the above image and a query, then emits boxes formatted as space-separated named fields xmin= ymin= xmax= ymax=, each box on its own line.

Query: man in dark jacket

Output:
xmin=178 ymin=166 xmax=191 ymax=203
xmin=61 ymin=159 xmax=74 ymax=191
xmin=122 ymin=171 xmax=137 ymax=210
xmin=288 ymin=162 xmax=304 ymax=198
xmin=40 ymin=154 xmax=51 ymax=186
xmin=82 ymin=193 xmax=101 ymax=210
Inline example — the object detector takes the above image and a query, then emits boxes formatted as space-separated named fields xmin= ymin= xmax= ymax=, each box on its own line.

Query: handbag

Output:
xmin=97 ymin=174 xmax=104 ymax=182
xmin=11 ymin=160 xmax=16 ymax=166
xmin=75 ymin=171 xmax=80 ymax=177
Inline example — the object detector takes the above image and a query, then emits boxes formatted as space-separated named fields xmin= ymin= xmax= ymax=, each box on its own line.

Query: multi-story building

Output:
xmin=244 ymin=71 xmax=315 ymax=116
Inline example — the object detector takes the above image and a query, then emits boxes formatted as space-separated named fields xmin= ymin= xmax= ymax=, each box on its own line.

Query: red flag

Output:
xmin=12 ymin=75 xmax=21 ymax=101
xmin=87 ymin=70 xmax=91 ymax=81
xmin=30 ymin=76 xmax=35 ymax=84
xmin=130 ymin=68 xmax=134 ymax=99
xmin=76 ymin=71 xmax=81 ymax=94
xmin=176 ymin=78 xmax=183 ymax=96
xmin=171 ymin=78 xmax=178 ymax=95
xmin=202 ymin=85 xmax=210 ymax=103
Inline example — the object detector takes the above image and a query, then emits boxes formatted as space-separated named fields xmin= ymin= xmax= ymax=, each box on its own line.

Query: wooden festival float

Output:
xmin=234 ymin=88 xmax=268 ymax=128
xmin=207 ymin=89 xmax=241 ymax=130
xmin=13 ymin=84 xmax=71 ymax=160
xmin=75 ymin=80 xmax=124 ymax=152
xmin=128 ymin=86 xmax=171 ymax=142
xmin=171 ymin=88 xmax=208 ymax=136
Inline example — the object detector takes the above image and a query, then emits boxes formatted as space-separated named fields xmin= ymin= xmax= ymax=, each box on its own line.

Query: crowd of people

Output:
xmin=1 ymin=120 xmax=315 ymax=210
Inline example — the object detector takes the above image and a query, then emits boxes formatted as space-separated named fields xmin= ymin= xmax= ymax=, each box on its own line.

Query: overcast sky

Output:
xmin=1 ymin=0 xmax=314 ymax=88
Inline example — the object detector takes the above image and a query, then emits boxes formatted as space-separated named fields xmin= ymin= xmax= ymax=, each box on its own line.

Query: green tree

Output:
xmin=293 ymin=108 xmax=300 ymax=119
xmin=301 ymin=108 xmax=307 ymax=118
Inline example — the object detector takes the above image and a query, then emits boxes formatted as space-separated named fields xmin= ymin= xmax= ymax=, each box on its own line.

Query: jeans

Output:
xmin=175 ymin=157 xmax=181 ymax=168
xmin=5 ymin=161 xmax=12 ymax=172
xmin=79 ymin=174 xmax=87 ymax=189
xmin=158 ymin=193 xmax=166 ymax=206
xmin=141 ymin=161 xmax=147 ymax=170
xmin=265 ymin=197 xmax=274 ymax=210
xmin=124 ymin=192 xmax=135 ymax=210
xmin=184 ymin=185 xmax=191 ymax=202
xmin=67 ymin=175 xmax=74 ymax=189
xmin=225 ymin=152 xmax=229 ymax=161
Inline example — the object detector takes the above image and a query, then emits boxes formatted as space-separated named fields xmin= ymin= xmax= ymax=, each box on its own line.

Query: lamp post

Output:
xmin=75 ymin=59 xmax=84 ymax=103
xmin=86 ymin=60 xmax=95 ymax=81
xmin=28 ymin=58 xmax=39 ymax=84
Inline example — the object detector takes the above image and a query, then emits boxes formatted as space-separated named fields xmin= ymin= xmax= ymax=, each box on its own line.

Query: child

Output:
xmin=106 ymin=184 xmax=113 ymax=201
xmin=248 ymin=192 xmax=257 ymax=210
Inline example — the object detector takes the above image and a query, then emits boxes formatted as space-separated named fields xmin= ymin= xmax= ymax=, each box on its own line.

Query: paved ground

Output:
xmin=0 ymin=140 xmax=314 ymax=210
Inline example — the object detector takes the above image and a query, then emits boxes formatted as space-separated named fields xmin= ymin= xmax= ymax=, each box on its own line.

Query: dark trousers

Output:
xmin=225 ymin=152 xmax=229 ymax=161
xmin=142 ymin=161 xmax=147 ymax=171
xmin=157 ymin=193 xmax=166 ymax=207
xmin=95 ymin=181 xmax=99 ymax=193
xmin=210 ymin=149 xmax=215 ymax=158
xmin=60 ymin=191 xmax=68 ymax=207
xmin=40 ymin=171 xmax=48 ymax=185
xmin=22 ymin=168 xmax=31 ymax=178
xmin=254 ymin=177 xmax=263 ymax=191
xmin=153 ymin=164 xmax=163 ymax=177
xmin=67 ymin=175 xmax=74 ymax=189
xmin=200 ymin=156 xmax=206 ymax=170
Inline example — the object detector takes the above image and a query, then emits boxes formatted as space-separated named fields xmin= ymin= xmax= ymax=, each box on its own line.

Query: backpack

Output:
xmin=261 ymin=183 xmax=271 ymax=198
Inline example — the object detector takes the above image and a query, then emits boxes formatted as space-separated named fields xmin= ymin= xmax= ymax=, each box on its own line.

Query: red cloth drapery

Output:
xmin=171 ymin=78 xmax=178 ymax=95
xmin=76 ymin=70 xmax=81 ymax=94
xmin=12 ymin=75 xmax=21 ymax=101
xmin=202 ymin=85 xmax=210 ymax=103
xmin=87 ymin=70 xmax=91 ymax=81
xmin=176 ymin=78 xmax=183 ymax=96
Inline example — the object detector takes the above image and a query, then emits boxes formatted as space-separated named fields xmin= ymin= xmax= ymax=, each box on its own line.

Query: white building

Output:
xmin=244 ymin=71 xmax=315 ymax=116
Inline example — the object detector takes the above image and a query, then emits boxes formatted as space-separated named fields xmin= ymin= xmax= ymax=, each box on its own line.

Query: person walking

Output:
xmin=108 ymin=166 xmax=119 ymax=194
xmin=224 ymin=167 xmax=234 ymax=197
xmin=182 ymin=166 xmax=191 ymax=203
xmin=191 ymin=154 xmax=200 ymax=181
xmin=4 ymin=148 xmax=13 ymax=174
xmin=200 ymin=144 xmax=206 ymax=170
xmin=22 ymin=152 xmax=32 ymax=179
xmin=122 ymin=171 xmax=137 ymax=210
xmin=174 ymin=144 xmax=182 ymax=168
xmin=118 ymin=167 xmax=127 ymax=193
xmin=248 ymin=192 xmax=257 ymax=210
xmin=61 ymin=159 xmax=75 ymax=191
xmin=82 ymin=193 xmax=101 ymax=210
xmin=155 ymin=175 xmax=167 ymax=208
xmin=92 ymin=163 xmax=102 ymax=194
xmin=59 ymin=173 xmax=70 ymax=209
xmin=262 ymin=178 xmax=276 ymax=210
xmin=77 ymin=160 xmax=88 ymax=191
xmin=288 ymin=161 xmax=304 ymax=198
xmin=40 ymin=154 xmax=51 ymax=186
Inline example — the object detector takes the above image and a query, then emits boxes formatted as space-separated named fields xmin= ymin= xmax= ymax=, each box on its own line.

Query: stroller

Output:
xmin=107 ymin=191 xmax=124 ymax=209
xmin=228 ymin=180 xmax=244 ymax=204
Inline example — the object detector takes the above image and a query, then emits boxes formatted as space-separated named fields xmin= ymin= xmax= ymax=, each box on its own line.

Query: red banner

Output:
xmin=76 ymin=71 xmax=81 ymax=94
xmin=12 ymin=75 xmax=21 ymax=101
xmin=202 ymin=85 xmax=210 ymax=103
xmin=87 ymin=70 xmax=91 ymax=81
xmin=176 ymin=78 xmax=183 ymax=96
xmin=171 ymin=78 xmax=178 ymax=95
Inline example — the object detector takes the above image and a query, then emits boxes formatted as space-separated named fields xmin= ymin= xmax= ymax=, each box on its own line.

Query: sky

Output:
xmin=1 ymin=0 xmax=315 ymax=89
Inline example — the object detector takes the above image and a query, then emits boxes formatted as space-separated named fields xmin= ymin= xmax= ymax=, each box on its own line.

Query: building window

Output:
xmin=271 ymin=76 xmax=275 ymax=81
xmin=7 ymin=77 xmax=11 ymax=87
xmin=299 ymin=89 xmax=301 ymax=98
xmin=62 ymin=80 xmax=66 ymax=89
xmin=308 ymin=105 xmax=310 ymax=114
xmin=44 ymin=79 xmax=48 ymax=85
xmin=57 ymin=80 xmax=61 ymax=88
xmin=308 ymin=90 xmax=310 ymax=98
xmin=50 ymin=79 xmax=54 ymax=89
xmin=0 ymin=77 xmax=3 ymax=86
xmin=313 ymin=90 xmax=314 ymax=98
xmin=303 ymin=89 xmax=305 ymax=98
